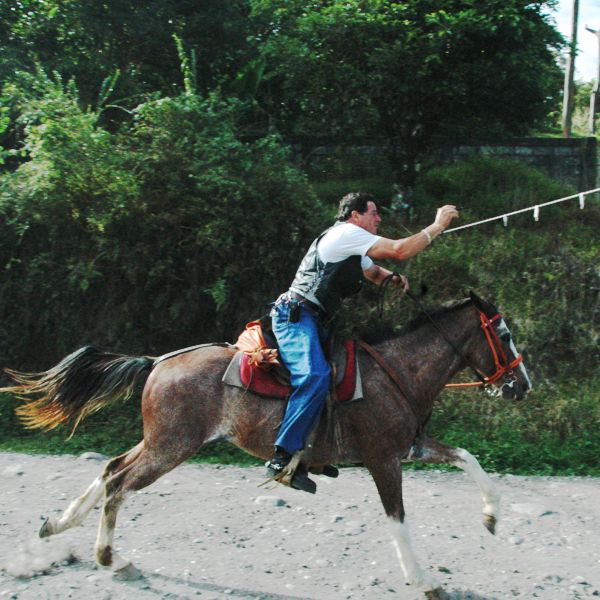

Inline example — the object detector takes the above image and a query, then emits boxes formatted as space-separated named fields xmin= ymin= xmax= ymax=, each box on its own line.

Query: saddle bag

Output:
xmin=235 ymin=316 xmax=280 ymax=368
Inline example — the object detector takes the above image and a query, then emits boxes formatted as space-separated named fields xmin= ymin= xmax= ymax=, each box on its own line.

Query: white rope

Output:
xmin=442 ymin=187 xmax=600 ymax=234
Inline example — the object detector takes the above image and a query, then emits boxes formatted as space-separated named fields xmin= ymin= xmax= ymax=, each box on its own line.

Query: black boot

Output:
xmin=309 ymin=464 xmax=339 ymax=478
xmin=265 ymin=447 xmax=291 ymax=476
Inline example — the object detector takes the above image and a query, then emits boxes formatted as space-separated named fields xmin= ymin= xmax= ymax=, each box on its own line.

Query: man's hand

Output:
xmin=434 ymin=205 xmax=460 ymax=230
xmin=393 ymin=274 xmax=409 ymax=294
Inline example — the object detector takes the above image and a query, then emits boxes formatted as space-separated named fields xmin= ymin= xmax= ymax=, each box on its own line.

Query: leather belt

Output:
xmin=288 ymin=291 xmax=327 ymax=318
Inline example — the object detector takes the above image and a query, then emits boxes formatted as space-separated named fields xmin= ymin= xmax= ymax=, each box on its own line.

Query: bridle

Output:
xmin=443 ymin=310 xmax=523 ymax=391
xmin=376 ymin=275 xmax=523 ymax=394
xmin=358 ymin=289 xmax=525 ymax=433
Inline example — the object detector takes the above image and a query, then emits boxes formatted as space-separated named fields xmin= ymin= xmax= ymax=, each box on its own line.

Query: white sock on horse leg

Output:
xmin=95 ymin=491 xmax=131 ymax=570
xmin=388 ymin=517 xmax=440 ymax=592
xmin=51 ymin=475 xmax=104 ymax=534
xmin=454 ymin=448 xmax=500 ymax=523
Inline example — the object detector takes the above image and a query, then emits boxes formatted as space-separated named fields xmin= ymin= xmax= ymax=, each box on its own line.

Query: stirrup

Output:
xmin=263 ymin=453 xmax=317 ymax=494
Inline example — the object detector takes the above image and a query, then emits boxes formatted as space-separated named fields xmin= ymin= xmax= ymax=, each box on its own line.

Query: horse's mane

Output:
xmin=399 ymin=297 xmax=473 ymax=336
xmin=360 ymin=298 xmax=472 ymax=344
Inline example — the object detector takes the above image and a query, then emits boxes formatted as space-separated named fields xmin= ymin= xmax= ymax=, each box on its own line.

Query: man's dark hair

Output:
xmin=336 ymin=192 xmax=375 ymax=221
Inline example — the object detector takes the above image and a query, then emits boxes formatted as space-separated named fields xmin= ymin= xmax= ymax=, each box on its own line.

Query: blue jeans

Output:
xmin=271 ymin=297 xmax=331 ymax=454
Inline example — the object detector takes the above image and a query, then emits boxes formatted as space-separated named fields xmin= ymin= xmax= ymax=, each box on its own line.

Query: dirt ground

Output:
xmin=1 ymin=451 xmax=599 ymax=600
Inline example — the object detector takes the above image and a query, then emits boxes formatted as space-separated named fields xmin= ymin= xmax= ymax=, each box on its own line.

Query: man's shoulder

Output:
xmin=323 ymin=221 xmax=376 ymax=242
xmin=318 ymin=221 xmax=380 ymax=264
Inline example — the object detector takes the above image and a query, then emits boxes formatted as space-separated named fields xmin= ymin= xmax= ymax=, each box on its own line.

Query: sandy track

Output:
xmin=1 ymin=452 xmax=599 ymax=599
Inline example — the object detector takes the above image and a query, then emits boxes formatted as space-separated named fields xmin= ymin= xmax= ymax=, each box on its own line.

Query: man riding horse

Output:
xmin=267 ymin=192 xmax=459 ymax=492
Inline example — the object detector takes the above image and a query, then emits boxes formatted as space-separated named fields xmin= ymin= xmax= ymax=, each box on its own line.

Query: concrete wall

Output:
xmin=295 ymin=137 xmax=598 ymax=190
xmin=446 ymin=137 xmax=598 ymax=191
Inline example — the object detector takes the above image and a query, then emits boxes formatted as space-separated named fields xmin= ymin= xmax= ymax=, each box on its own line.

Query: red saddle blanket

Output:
xmin=239 ymin=340 xmax=357 ymax=402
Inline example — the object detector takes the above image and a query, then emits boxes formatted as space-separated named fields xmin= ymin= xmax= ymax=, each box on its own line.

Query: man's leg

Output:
xmin=268 ymin=301 xmax=330 ymax=492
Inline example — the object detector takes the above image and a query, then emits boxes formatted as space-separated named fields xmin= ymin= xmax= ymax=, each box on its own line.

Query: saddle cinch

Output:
xmin=222 ymin=316 xmax=363 ymax=402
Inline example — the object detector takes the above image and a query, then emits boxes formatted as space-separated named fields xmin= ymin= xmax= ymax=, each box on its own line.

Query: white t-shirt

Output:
xmin=317 ymin=222 xmax=380 ymax=270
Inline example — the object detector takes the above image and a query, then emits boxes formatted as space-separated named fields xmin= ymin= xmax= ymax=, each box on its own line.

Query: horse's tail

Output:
xmin=2 ymin=346 xmax=154 ymax=437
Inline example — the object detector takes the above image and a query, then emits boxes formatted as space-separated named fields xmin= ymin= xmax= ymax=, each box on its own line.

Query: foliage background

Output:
xmin=0 ymin=71 xmax=324 ymax=366
xmin=0 ymin=0 xmax=598 ymax=475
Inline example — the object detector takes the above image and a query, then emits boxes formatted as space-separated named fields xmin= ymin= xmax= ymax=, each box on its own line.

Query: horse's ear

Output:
xmin=469 ymin=291 xmax=486 ymax=311
xmin=469 ymin=291 xmax=498 ymax=316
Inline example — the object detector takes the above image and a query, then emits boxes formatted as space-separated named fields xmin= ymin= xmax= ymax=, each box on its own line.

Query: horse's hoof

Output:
xmin=112 ymin=563 xmax=143 ymax=581
xmin=424 ymin=587 xmax=448 ymax=599
xmin=39 ymin=517 xmax=54 ymax=538
xmin=483 ymin=514 xmax=497 ymax=535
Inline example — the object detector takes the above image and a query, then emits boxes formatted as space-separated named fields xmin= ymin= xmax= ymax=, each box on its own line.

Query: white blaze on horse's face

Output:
xmin=497 ymin=318 xmax=532 ymax=393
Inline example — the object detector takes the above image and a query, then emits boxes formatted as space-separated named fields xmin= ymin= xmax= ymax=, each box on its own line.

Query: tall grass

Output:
xmin=427 ymin=377 xmax=600 ymax=476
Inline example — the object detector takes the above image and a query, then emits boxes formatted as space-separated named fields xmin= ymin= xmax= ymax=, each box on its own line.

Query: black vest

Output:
xmin=290 ymin=226 xmax=364 ymax=317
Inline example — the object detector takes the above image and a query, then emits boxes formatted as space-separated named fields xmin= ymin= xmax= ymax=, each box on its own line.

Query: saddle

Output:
xmin=222 ymin=340 xmax=362 ymax=402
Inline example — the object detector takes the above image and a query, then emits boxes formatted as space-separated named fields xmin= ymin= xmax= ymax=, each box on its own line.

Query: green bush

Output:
xmin=356 ymin=157 xmax=600 ymax=382
xmin=428 ymin=376 xmax=600 ymax=475
xmin=0 ymin=73 xmax=325 ymax=368
xmin=1 ymin=83 xmax=598 ymax=476
xmin=412 ymin=155 xmax=571 ymax=224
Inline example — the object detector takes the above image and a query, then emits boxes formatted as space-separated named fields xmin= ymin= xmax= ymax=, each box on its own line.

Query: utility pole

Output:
xmin=562 ymin=0 xmax=579 ymax=138
xmin=585 ymin=25 xmax=600 ymax=135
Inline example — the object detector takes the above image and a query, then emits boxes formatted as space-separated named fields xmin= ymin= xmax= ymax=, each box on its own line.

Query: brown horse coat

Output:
xmin=2 ymin=293 xmax=531 ymax=596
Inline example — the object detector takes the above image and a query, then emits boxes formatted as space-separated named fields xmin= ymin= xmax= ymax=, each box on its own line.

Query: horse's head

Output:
xmin=467 ymin=291 xmax=532 ymax=400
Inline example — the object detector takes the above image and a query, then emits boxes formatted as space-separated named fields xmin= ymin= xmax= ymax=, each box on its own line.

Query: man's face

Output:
xmin=353 ymin=201 xmax=381 ymax=234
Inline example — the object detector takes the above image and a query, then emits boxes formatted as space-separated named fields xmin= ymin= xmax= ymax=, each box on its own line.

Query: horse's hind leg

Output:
xmin=405 ymin=436 xmax=500 ymax=534
xmin=40 ymin=442 xmax=144 ymax=538
xmin=95 ymin=447 xmax=192 ymax=573
xmin=367 ymin=453 xmax=442 ymax=596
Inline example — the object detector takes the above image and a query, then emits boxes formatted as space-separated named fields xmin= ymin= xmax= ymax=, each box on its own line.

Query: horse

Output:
xmin=2 ymin=291 xmax=531 ymax=597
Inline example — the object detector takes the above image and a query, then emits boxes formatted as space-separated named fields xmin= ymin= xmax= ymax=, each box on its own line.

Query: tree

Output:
xmin=250 ymin=0 xmax=564 ymax=185
xmin=2 ymin=1 xmax=565 ymax=180
xmin=0 ymin=0 xmax=254 ymax=110
xmin=0 ymin=73 xmax=324 ymax=368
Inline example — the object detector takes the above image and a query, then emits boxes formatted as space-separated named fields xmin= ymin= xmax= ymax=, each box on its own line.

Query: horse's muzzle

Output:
xmin=501 ymin=376 xmax=530 ymax=401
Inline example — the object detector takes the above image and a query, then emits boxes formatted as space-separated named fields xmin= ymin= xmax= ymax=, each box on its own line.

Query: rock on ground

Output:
xmin=0 ymin=452 xmax=599 ymax=599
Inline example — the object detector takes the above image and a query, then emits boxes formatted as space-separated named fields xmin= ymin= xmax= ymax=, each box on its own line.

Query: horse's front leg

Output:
xmin=405 ymin=436 xmax=500 ymax=534
xmin=367 ymin=453 xmax=443 ymax=597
